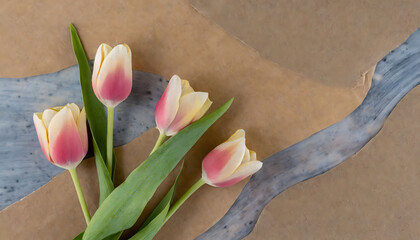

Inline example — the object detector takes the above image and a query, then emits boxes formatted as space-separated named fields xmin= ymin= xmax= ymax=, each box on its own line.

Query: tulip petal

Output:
xmin=165 ymin=92 xmax=209 ymax=136
xmin=66 ymin=103 xmax=80 ymax=122
xmin=226 ymin=129 xmax=245 ymax=142
xmin=42 ymin=108 xmax=58 ymax=129
xmin=181 ymin=79 xmax=194 ymax=96
xmin=192 ymin=97 xmax=212 ymax=122
xmin=202 ymin=136 xmax=246 ymax=184
xmin=249 ymin=150 xmax=257 ymax=162
xmin=96 ymin=44 xmax=132 ymax=107
xmin=33 ymin=113 xmax=52 ymax=163
xmin=213 ymin=161 xmax=263 ymax=187
xmin=155 ymin=75 xmax=182 ymax=133
xmin=243 ymin=148 xmax=251 ymax=163
xmin=77 ymin=107 xmax=89 ymax=153
xmin=92 ymin=43 xmax=112 ymax=100
xmin=48 ymin=106 xmax=86 ymax=169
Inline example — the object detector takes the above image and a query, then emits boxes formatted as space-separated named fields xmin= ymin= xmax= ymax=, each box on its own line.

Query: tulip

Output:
xmin=92 ymin=43 xmax=132 ymax=176
xmin=150 ymin=75 xmax=212 ymax=154
xmin=202 ymin=129 xmax=263 ymax=187
xmin=161 ymin=129 xmax=262 ymax=228
xmin=155 ymin=75 xmax=212 ymax=137
xmin=33 ymin=103 xmax=88 ymax=169
xmin=92 ymin=43 xmax=132 ymax=108
xmin=33 ymin=103 xmax=91 ymax=224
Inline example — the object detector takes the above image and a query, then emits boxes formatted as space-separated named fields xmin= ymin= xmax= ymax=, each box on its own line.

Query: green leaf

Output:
xmin=70 ymin=24 xmax=116 ymax=188
xmin=73 ymin=231 xmax=122 ymax=240
xmin=70 ymin=23 xmax=121 ymax=240
xmin=70 ymin=23 xmax=117 ymax=181
xmin=73 ymin=232 xmax=84 ymax=240
xmin=83 ymin=98 xmax=233 ymax=240
xmin=129 ymin=162 xmax=184 ymax=240
xmin=93 ymin=139 xmax=114 ymax=204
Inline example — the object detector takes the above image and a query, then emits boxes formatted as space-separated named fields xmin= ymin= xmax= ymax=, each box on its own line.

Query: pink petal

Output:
xmin=96 ymin=44 xmax=132 ymax=107
xmin=155 ymin=75 xmax=182 ymax=133
xmin=165 ymin=92 xmax=209 ymax=136
xmin=212 ymin=176 xmax=244 ymax=188
xmin=48 ymin=106 xmax=86 ymax=169
xmin=202 ymin=130 xmax=246 ymax=184
xmin=33 ymin=113 xmax=52 ymax=163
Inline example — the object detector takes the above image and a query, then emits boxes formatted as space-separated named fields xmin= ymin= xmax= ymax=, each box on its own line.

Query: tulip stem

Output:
xmin=150 ymin=132 xmax=166 ymax=155
xmin=69 ymin=168 xmax=91 ymax=225
xmin=106 ymin=107 xmax=114 ymax=176
xmin=164 ymin=178 xmax=205 ymax=224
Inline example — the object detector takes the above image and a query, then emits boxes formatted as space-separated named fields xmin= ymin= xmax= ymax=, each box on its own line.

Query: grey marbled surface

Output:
xmin=0 ymin=65 xmax=167 ymax=210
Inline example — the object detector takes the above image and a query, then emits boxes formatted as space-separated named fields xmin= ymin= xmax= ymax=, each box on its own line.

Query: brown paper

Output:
xmin=190 ymin=0 xmax=420 ymax=88
xmin=1 ymin=0 xmax=419 ymax=239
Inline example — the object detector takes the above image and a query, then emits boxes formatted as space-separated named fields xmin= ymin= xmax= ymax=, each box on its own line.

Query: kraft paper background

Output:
xmin=1 ymin=0 xmax=420 ymax=239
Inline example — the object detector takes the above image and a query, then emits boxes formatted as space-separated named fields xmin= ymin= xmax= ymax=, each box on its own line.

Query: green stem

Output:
xmin=69 ymin=168 xmax=91 ymax=225
xmin=150 ymin=132 xmax=166 ymax=155
xmin=164 ymin=178 xmax=205 ymax=224
xmin=107 ymin=106 xmax=114 ymax=176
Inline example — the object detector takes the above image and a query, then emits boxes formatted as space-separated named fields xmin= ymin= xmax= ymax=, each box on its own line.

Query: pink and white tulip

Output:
xmin=202 ymin=129 xmax=262 ymax=187
xmin=155 ymin=75 xmax=212 ymax=136
xmin=33 ymin=103 xmax=88 ymax=169
xmin=92 ymin=43 xmax=132 ymax=107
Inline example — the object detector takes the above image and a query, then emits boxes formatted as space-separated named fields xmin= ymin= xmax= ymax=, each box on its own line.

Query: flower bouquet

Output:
xmin=31 ymin=24 xmax=263 ymax=240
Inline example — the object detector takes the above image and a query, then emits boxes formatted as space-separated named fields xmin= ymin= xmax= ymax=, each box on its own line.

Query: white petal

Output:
xmin=165 ymin=92 xmax=208 ymax=136
xmin=249 ymin=150 xmax=257 ymax=162
xmin=227 ymin=161 xmax=263 ymax=180
xmin=66 ymin=103 xmax=80 ymax=122
xmin=92 ymin=43 xmax=112 ymax=93
xmin=243 ymin=148 xmax=251 ymax=163
xmin=180 ymin=79 xmax=194 ymax=96
xmin=42 ymin=108 xmax=58 ymax=129
xmin=227 ymin=129 xmax=245 ymax=142
xmin=192 ymin=97 xmax=212 ymax=122
xmin=77 ymin=107 xmax=89 ymax=153
xmin=33 ymin=113 xmax=51 ymax=162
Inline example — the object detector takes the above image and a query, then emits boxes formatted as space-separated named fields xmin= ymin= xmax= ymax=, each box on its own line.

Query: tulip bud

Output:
xmin=202 ymin=129 xmax=262 ymax=187
xmin=33 ymin=103 xmax=88 ymax=169
xmin=155 ymin=75 xmax=212 ymax=136
xmin=92 ymin=43 xmax=132 ymax=107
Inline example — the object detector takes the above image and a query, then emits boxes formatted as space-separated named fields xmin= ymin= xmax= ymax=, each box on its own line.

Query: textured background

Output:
xmin=1 ymin=0 xmax=420 ymax=239
xmin=190 ymin=0 xmax=420 ymax=88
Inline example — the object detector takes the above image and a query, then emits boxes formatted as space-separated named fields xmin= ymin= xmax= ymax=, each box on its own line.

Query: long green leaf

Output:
xmin=73 ymin=231 xmax=122 ymax=240
xmin=129 ymin=162 xmax=184 ymax=240
xmin=71 ymin=23 xmax=120 ymax=240
xmin=93 ymin=139 xmax=114 ymax=204
xmin=70 ymin=24 xmax=116 ymax=187
xmin=83 ymin=98 xmax=233 ymax=240
xmin=73 ymin=232 xmax=84 ymax=240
